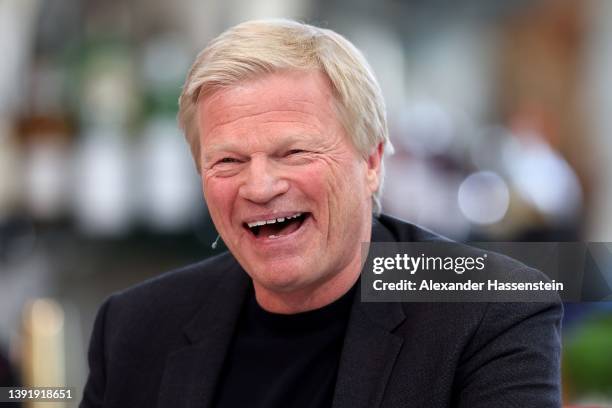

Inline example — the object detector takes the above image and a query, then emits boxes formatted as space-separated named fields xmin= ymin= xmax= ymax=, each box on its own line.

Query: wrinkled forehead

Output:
xmin=198 ymin=70 xmax=343 ymax=134
xmin=200 ymin=69 xmax=336 ymax=108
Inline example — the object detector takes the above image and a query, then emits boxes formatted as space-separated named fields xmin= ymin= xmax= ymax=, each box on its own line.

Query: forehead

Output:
xmin=197 ymin=70 xmax=339 ymax=134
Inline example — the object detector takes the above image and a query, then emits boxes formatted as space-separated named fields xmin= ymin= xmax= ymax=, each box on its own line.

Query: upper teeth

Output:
xmin=247 ymin=213 xmax=302 ymax=228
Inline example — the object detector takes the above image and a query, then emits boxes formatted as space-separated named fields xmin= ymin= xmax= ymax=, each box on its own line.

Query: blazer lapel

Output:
xmin=157 ymin=260 xmax=249 ymax=408
xmin=332 ymin=298 xmax=405 ymax=408
xmin=332 ymin=217 xmax=408 ymax=408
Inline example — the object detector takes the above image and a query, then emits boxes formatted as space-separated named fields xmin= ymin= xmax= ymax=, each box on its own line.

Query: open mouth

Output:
xmin=244 ymin=212 xmax=310 ymax=239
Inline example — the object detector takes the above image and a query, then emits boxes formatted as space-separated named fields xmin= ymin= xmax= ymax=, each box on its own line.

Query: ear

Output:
xmin=365 ymin=142 xmax=384 ymax=194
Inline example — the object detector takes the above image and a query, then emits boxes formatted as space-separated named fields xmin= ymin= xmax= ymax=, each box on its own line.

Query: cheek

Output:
xmin=330 ymin=160 xmax=369 ymax=200
xmin=292 ymin=160 xmax=367 ymax=217
xmin=289 ymin=164 xmax=332 ymax=207
xmin=203 ymin=178 xmax=238 ymax=222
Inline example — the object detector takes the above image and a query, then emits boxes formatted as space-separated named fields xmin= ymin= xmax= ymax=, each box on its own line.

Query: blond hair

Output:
xmin=178 ymin=19 xmax=392 ymax=213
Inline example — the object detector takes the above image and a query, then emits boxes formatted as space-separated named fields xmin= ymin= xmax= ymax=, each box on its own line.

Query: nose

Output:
xmin=238 ymin=155 xmax=289 ymax=204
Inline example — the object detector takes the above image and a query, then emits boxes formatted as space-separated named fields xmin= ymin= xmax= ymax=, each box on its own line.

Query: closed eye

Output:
xmin=287 ymin=149 xmax=306 ymax=155
xmin=218 ymin=157 xmax=241 ymax=164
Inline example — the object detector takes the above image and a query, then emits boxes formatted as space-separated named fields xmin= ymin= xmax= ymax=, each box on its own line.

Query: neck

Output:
xmin=253 ymin=255 xmax=363 ymax=314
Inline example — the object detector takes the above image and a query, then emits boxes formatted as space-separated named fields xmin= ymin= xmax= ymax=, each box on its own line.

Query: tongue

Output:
xmin=259 ymin=218 xmax=302 ymax=237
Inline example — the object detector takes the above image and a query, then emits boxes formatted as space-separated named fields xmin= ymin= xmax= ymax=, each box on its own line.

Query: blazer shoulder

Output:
xmin=375 ymin=213 xmax=561 ymax=315
xmin=377 ymin=212 xmax=553 ymax=282
xmin=376 ymin=213 xmax=452 ymax=243
xmin=105 ymin=251 xmax=244 ymax=325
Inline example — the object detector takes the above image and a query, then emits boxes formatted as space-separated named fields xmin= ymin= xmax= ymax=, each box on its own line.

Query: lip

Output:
xmin=243 ymin=213 xmax=313 ymax=248
xmin=242 ymin=211 xmax=306 ymax=225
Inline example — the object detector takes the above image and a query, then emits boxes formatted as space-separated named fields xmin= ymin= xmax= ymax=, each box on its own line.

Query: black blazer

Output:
xmin=80 ymin=214 xmax=562 ymax=408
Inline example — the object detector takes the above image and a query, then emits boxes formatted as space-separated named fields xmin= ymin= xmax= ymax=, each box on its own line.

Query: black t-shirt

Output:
xmin=212 ymin=282 xmax=357 ymax=408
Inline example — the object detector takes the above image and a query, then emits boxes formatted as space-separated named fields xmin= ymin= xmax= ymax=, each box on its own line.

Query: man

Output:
xmin=81 ymin=19 xmax=562 ymax=408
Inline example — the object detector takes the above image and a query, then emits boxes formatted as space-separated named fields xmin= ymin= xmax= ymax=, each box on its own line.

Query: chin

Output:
xmin=252 ymin=264 xmax=317 ymax=293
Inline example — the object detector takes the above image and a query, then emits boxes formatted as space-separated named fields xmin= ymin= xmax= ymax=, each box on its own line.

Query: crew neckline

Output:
xmin=245 ymin=281 xmax=358 ymax=333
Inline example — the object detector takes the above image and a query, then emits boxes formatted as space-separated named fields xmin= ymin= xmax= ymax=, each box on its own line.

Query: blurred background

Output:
xmin=0 ymin=0 xmax=611 ymax=406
